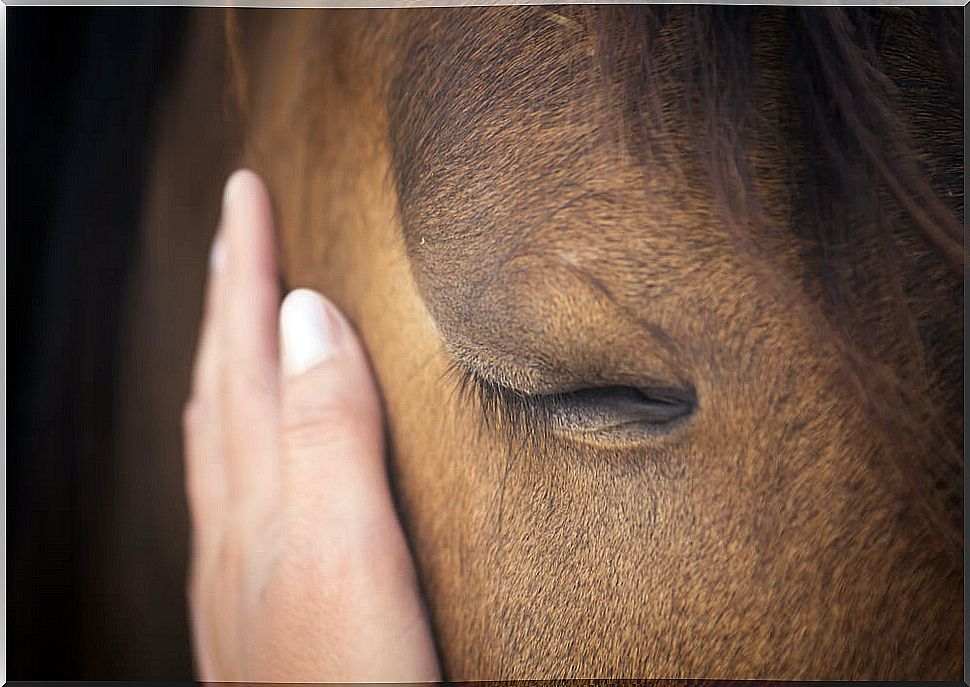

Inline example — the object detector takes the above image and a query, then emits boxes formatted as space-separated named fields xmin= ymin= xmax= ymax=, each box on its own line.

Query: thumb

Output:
xmin=277 ymin=288 xmax=390 ymax=526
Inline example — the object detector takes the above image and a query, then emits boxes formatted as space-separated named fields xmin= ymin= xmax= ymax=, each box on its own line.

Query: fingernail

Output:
xmin=280 ymin=289 xmax=338 ymax=376
xmin=209 ymin=232 xmax=226 ymax=272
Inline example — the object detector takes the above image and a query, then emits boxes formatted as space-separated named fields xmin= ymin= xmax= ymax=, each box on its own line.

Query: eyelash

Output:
xmin=442 ymin=359 xmax=560 ymax=440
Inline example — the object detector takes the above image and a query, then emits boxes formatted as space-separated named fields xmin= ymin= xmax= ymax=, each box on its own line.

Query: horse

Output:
xmin=108 ymin=6 xmax=963 ymax=679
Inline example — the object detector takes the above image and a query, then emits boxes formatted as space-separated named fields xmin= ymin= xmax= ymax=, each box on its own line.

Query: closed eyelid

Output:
xmin=444 ymin=358 xmax=696 ymax=443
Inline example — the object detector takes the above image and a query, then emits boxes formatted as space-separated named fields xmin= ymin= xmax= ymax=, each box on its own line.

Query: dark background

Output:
xmin=8 ymin=9 xmax=188 ymax=678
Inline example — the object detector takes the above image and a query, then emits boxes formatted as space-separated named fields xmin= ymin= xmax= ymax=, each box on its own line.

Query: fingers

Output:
xmin=185 ymin=170 xmax=283 ymax=553
xmin=278 ymin=289 xmax=392 ymax=528
xmin=184 ymin=169 xmax=285 ymax=681
xmin=221 ymin=169 xmax=281 ymax=375
xmin=273 ymin=288 xmax=442 ymax=682
xmin=184 ymin=169 xmax=442 ymax=683
xmin=218 ymin=170 xmax=282 ymax=509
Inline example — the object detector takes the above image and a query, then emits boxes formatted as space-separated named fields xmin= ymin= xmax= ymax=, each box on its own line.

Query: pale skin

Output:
xmin=182 ymin=169 xmax=441 ymax=682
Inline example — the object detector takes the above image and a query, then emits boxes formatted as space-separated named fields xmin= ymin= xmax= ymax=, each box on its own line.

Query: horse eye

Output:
xmin=543 ymin=385 xmax=696 ymax=434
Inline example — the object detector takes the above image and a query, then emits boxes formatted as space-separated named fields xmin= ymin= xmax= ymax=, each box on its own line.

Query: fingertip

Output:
xmin=277 ymin=289 xmax=387 ymax=521
xmin=222 ymin=168 xmax=263 ymax=213
xmin=221 ymin=170 xmax=275 ymax=249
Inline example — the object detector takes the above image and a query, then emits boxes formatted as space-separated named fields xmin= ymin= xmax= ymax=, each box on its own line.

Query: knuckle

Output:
xmin=281 ymin=393 xmax=373 ymax=454
xmin=278 ymin=516 xmax=414 ymax=602
xmin=224 ymin=365 xmax=276 ymax=403
xmin=273 ymin=532 xmax=357 ymax=608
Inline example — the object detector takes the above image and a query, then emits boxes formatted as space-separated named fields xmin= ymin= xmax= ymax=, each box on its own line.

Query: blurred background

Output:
xmin=8 ymin=8 xmax=191 ymax=678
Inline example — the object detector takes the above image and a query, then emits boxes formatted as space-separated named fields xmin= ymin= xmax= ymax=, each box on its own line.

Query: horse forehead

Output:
xmin=389 ymin=9 xmax=742 ymax=330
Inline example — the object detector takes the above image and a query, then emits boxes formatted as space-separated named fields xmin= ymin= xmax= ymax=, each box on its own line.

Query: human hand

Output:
xmin=182 ymin=169 xmax=441 ymax=682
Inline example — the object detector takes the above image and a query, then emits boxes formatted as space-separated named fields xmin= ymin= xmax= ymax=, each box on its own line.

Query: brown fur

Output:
xmin=116 ymin=7 xmax=962 ymax=679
